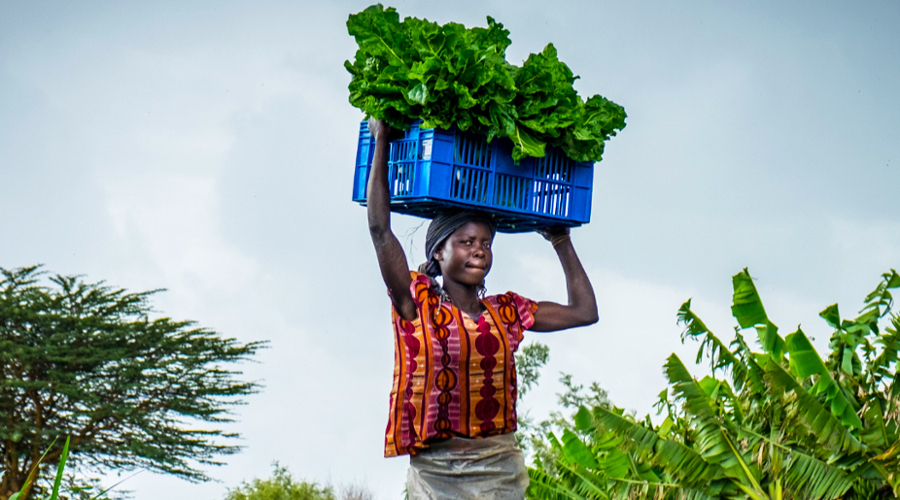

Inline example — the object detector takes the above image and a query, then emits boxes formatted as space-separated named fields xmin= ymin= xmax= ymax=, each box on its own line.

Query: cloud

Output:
xmin=103 ymin=173 xmax=260 ymax=303
xmin=830 ymin=216 xmax=900 ymax=269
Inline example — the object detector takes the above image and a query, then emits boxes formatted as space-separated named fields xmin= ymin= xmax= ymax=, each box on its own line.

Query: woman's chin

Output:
xmin=464 ymin=270 xmax=489 ymax=284
xmin=446 ymin=272 xmax=488 ymax=287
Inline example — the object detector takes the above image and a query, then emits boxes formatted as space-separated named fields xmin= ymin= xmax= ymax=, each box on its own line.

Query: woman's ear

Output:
xmin=433 ymin=242 xmax=446 ymax=263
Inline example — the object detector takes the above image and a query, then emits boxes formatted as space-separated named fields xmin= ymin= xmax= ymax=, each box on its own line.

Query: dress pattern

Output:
xmin=384 ymin=272 xmax=538 ymax=457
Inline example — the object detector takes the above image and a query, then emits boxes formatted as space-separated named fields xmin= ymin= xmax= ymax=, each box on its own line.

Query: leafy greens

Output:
xmin=345 ymin=4 xmax=627 ymax=163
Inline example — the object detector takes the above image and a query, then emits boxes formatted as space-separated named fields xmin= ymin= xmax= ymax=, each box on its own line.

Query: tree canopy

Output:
xmin=0 ymin=265 xmax=265 ymax=499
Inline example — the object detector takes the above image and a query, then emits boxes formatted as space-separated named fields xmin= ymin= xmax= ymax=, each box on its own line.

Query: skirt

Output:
xmin=407 ymin=433 xmax=529 ymax=500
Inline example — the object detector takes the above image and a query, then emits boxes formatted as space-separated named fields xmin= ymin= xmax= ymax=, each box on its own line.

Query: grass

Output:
xmin=10 ymin=437 xmax=122 ymax=500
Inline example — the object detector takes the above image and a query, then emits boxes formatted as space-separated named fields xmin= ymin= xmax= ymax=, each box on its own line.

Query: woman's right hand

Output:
xmin=368 ymin=117 xmax=391 ymax=143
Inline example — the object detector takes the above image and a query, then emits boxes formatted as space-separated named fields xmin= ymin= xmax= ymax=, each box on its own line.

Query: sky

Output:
xmin=2 ymin=1 xmax=899 ymax=498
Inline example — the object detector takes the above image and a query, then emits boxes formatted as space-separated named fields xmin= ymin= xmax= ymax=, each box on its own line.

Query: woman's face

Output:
xmin=435 ymin=221 xmax=493 ymax=287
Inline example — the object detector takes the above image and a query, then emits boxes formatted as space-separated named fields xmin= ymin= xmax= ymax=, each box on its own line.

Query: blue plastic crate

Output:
xmin=352 ymin=120 xmax=594 ymax=233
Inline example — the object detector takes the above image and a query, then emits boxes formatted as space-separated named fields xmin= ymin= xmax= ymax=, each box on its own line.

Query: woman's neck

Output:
xmin=442 ymin=280 xmax=483 ymax=318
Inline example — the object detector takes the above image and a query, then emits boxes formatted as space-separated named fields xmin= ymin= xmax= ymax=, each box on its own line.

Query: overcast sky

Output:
xmin=2 ymin=1 xmax=899 ymax=498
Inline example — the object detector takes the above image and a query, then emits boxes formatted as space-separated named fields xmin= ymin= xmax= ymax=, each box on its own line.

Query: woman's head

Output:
xmin=420 ymin=211 xmax=496 ymax=284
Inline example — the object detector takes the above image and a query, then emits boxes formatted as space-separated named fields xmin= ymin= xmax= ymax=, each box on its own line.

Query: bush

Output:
xmin=225 ymin=464 xmax=335 ymax=500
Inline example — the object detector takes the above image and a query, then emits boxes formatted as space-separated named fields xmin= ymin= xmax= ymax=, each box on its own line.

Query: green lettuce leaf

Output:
xmin=345 ymin=4 xmax=626 ymax=163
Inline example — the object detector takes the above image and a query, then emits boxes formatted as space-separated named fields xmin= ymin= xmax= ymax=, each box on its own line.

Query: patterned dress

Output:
xmin=384 ymin=272 xmax=539 ymax=458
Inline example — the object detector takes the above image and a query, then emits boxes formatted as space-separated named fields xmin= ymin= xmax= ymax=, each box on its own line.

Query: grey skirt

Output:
xmin=407 ymin=433 xmax=529 ymax=500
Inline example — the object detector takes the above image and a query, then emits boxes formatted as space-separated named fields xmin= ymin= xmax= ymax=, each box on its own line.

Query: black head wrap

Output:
xmin=418 ymin=211 xmax=497 ymax=278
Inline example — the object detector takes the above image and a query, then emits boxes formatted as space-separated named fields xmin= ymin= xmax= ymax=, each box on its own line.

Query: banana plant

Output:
xmin=527 ymin=268 xmax=900 ymax=500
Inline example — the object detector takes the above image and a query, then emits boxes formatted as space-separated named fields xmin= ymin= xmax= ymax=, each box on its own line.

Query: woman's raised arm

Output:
xmin=367 ymin=118 xmax=416 ymax=321
xmin=530 ymin=227 xmax=599 ymax=332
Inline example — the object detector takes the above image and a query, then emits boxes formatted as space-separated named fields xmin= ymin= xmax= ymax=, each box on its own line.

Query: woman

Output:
xmin=366 ymin=118 xmax=598 ymax=500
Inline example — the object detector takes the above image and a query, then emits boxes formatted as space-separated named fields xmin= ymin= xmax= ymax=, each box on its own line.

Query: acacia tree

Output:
xmin=527 ymin=268 xmax=900 ymax=500
xmin=0 ymin=266 xmax=265 ymax=499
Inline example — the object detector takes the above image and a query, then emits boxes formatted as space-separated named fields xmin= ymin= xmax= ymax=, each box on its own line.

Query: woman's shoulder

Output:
xmin=484 ymin=290 xmax=534 ymax=304
xmin=484 ymin=291 xmax=539 ymax=325
xmin=408 ymin=271 xmax=432 ymax=291
xmin=407 ymin=271 xmax=438 ymax=306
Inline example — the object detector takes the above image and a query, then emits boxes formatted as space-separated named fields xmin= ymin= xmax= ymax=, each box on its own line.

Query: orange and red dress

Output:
xmin=384 ymin=272 xmax=539 ymax=458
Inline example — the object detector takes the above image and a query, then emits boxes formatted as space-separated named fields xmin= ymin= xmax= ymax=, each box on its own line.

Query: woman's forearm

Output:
xmin=530 ymin=228 xmax=599 ymax=332
xmin=365 ymin=119 xmax=416 ymax=320
xmin=554 ymin=238 xmax=599 ymax=325
xmin=366 ymin=125 xmax=391 ymax=239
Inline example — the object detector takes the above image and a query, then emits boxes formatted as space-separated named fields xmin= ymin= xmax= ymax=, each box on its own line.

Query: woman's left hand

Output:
xmin=538 ymin=226 xmax=571 ymax=250
xmin=538 ymin=226 xmax=570 ymax=242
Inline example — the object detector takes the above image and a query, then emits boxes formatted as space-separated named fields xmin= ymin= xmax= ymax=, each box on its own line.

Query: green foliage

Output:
xmin=517 ymin=342 xmax=550 ymax=398
xmin=515 ymin=342 xmax=550 ymax=451
xmin=526 ymin=268 xmax=900 ymax=499
xmin=522 ymin=372 xmax=612 ymax=481
xmin=345 ymin=4 xmax=627 ymax=163
xmin=224 ymin=464 xmax=334 ymax=500
xmin=0 ymin=265 xmax=265 ymax=496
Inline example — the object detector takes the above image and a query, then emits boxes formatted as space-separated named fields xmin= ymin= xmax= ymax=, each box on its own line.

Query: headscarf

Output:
xmin=418 ymin=211 xmax=497 ymax=278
